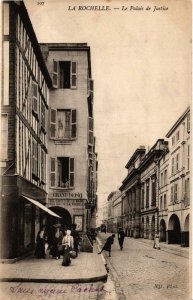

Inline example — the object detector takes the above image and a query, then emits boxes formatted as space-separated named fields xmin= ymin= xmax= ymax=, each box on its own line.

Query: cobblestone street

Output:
xmin=0 ymin=233 xmax=190 ymax=300
xmin=98 ymin=233 xmax=190 ymax=300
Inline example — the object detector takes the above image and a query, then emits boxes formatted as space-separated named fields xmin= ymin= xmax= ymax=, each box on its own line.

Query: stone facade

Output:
xmin=40 ymin=43 xmax=97 ymax=232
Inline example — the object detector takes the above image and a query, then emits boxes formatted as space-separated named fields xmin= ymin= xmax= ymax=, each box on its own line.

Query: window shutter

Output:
xmin=88 ymin=117 xmax=94 ymax=146
xmin=71 ymin=110 xmax=77 ymax=138
xmin=32 ymin=81 xmax=38 ymax=113
xmin=172 ymin=158 xmax=174 ymax=173
xmin=71 ymin=61 xmax=77 ymax=88
xmin=69 ymin=158 xmax=75 ymax=188
xmin=171 ymin=186 xmax=174 ymax=203
xmin=52 ymin=60 xmax=59 ymax=88
xmin=187 ymin=112 xmax=190 ymax=133
xmin=174 ymin=184 xmax=178 ymax=203
xmin=50 ymin=157 xmax=56 ymax=187
xmin=50 ymin=109 xmax=56 ymax=138
xmin=89 ymin=79 xmax=94 ymax=98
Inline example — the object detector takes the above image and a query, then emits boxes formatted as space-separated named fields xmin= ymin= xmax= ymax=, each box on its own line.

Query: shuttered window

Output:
xmin=69 ymin=158 xmax=75 ymax=188
xmin=52 ymin=60 xmax=59 ymax=88
xmin=88 ymin=117 xmax=94 ymax=146
xmin=71 ymin=61 xmax=77 ymax=88
xmin=50 ymin=109 xmax=77 ymax=139
xmin=1 ymin=114 xmax=8 ymax=159
xmin=50 ymin=109 xmax=56 ymax=138
xmin=32 ymin=81 xmax=38 ymax=114
xmin=50 ymin=157 xmax=75 ymax=188
xmin=71 ymin=110 xmax=77 ymax=138
xmin=50 ymin=157 xmax=56 ymax=187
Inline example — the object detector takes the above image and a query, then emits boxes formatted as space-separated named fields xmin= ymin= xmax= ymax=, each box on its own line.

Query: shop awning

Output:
xmin=22 ymin=195 xmax=62 ymax=218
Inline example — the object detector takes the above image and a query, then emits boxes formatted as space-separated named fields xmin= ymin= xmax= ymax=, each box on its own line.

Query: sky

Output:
xmin=25 ymin=0 xmax=191 ymax=217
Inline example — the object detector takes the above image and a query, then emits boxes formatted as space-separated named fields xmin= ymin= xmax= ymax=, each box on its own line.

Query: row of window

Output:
xmin=171 ymin=112 xmax=190 ymax=146
xmin=16 ymin=116 xmax=46 ymax=188
xmin=170 ymin=178 xmax=190 ymax=205
xmin=171 ymin=145 xmax=190 ymax=175
xmin=141 ymin=177 xmax=156 ymax=209
xmin=16 ymin=14 xmax=49 ymax=101
xmin=16 ymin=45 xmax=47 ymax=143
xmin=160 ymin=169 xmax=167 ymax=187
xmin=160 ymin=194 xmax=167 ymax=210
xmin=50 ymin=108 xmax=94 ymax=145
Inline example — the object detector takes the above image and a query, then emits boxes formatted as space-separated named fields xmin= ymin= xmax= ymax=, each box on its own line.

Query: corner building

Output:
xmin=40 ymin=43 xmax=96 ymax=232
xmin=1 ymin=2 xmax=52 ymax=259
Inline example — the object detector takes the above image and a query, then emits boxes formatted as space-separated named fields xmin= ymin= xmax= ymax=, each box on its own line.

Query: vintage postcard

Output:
xmin=0 ymin=0 xmax=191 ymax=299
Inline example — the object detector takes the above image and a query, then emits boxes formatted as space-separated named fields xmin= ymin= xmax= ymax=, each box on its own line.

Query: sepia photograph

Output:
xmin=0 ymin=0 xmax=191 ymax=299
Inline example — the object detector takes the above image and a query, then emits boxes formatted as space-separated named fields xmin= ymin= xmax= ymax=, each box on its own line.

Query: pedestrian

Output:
xmin=34 ymin=225 xmax=48 ymax=259
xmin=62 ymin=229 xmax=74 ymax=266
xmin=98 ymin=234 xmax=115 ymax=257
xmin=71 ymin=224 xmax=81 ymax=258
xmin=118 ymin=228 xmax=125 ymax=250
xmin=52 ymin=225 xmax=63 ymax=259
xmin=153 ymin=232 xmax=160 ymax=250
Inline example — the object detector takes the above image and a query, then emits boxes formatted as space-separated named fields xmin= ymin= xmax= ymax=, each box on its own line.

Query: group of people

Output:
xmin=34 ymin=224 xmax=81 ymax=266
xmin=98 ymin=228 xmax=161 ymax=257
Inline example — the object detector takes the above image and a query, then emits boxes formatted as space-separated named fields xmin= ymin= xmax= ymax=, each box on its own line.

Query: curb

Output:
xmin=0 ymin=275 xmax=107 ymax=284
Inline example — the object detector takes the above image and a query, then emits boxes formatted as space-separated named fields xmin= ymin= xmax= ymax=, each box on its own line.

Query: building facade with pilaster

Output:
xmin=139 ymin=140 xmax=168 ymax=240
xmin=165 ymin=107 xmax=190 ymax=246
xmin=120 ymin=147 xmax=146 ymax=237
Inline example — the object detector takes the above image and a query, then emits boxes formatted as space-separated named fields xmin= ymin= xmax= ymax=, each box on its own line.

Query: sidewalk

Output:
xmin=0 ymin=244 xmax=107 ymax=283
xmin=98 ymin=232 xmax=189 ymax=259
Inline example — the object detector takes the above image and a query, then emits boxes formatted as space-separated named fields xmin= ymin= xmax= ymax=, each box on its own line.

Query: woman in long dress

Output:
xmin=52 ymin=227 xmax=63 ymax=259
xmin=62 ymin=229 xmax=74 ymax=266
xmin=35 ymin=225 xmax=47 ymax=259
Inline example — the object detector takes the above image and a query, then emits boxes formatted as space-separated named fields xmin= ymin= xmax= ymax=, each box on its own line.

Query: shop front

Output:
xmin=47 ymin=190 xmax=87 ymax=233
xmin=0 ymin=175 xmax=59 ymax=260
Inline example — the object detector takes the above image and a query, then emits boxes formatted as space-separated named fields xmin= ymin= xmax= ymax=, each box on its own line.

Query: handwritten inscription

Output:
xmin=9 ymin=283 xmax=111 ymax=297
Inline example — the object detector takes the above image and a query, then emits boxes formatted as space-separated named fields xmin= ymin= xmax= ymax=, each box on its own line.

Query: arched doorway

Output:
xmin=168 ymin=214 xmax=181 ymax=244
xmin=182 ymin=214 xmax=189 ymax=247
xmin=141 ymin=218 xmax=144 ymax=238
xmin=146 ymin=217 xmax=149 ymax=239
xmin=47 ymin=206 xmax=72 ymax=229
xmin=160 ymin=219 xmax=166 ymax=242
xmin=151 ymin=216 xmax=155 ymax=240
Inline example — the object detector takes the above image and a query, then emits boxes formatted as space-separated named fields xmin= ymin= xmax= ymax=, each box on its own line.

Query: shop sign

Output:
xmin=52 ymin=191 xmax=83 ymax=199
xmin=48 ymin=199 xmax=85 ymax=207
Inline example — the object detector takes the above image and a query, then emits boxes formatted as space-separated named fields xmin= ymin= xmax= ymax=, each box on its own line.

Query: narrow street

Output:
xmin=0 ymin=233 xmax=190 ymax=300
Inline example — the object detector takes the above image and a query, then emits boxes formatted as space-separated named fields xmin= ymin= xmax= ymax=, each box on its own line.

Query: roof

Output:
xmin=166 ymin=106 xmax=190 ymax=137
xmin=125 ymin=146 xmax=146 ymax=169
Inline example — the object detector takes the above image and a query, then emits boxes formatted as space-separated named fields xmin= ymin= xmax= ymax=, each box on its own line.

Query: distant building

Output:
xmin=107 ymin=191 xmax=121 ymax=233
xmin=101 ymin=201 xmax=108 ymax=229
xmin=165 ymin=107 xmax=190 ymax=246
xmin=139 ymin=140 xmax=168 ymax=240
xmin=158 ymin=148 xmax=169 ymax=242
xmin=119 ymin=107 xmax=190 ymax=247
xmin=112 ymin=191 xmax=122 ymax=233
xmin=120 ymin=147 xmax=146 ymax=237
xmin=40 ymin=43 xmax=97 ymax=232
